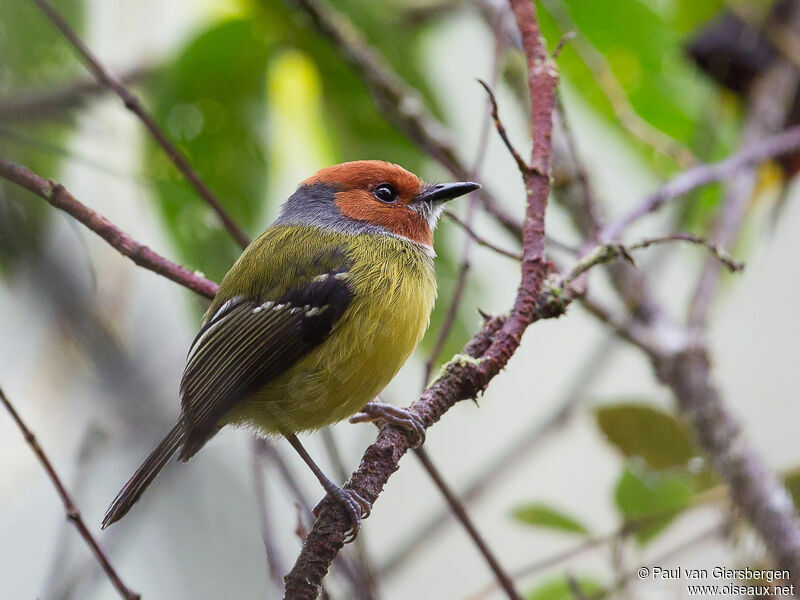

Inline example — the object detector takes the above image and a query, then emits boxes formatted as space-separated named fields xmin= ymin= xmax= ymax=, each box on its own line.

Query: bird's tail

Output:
xmin=102 ymin=421 xmax=185 ymax=529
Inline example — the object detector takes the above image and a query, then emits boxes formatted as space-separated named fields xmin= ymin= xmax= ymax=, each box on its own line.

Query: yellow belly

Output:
xmin=225 ymin=236 xmax=437 ymax=433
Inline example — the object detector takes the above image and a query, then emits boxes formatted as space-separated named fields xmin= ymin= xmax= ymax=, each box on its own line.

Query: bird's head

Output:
xmin=275 ymin=160 xmax=480 ymax=247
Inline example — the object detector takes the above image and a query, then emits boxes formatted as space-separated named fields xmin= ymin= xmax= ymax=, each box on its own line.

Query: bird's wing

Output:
xmin=178 ymin=243 xmax=353 ymax=460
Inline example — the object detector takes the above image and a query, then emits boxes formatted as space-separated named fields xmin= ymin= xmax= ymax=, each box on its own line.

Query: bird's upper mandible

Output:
xmin=274 ymin=160 xmax=480 ymax=247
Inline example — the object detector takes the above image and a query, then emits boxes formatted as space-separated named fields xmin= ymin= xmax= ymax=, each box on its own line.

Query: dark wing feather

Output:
xmin=178 ymin=269 xmax=352 ymax=460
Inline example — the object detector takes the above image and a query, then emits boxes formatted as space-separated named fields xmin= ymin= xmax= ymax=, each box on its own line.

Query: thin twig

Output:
xmin=560 ymin=233 xmax=744 ymax=291
xmin=0 ymin=386 xmax=140 ymax=600
xmin=416 ymin=40 xmax=525 ymax=598
xmin=566 ymin=572 xmax=589 ymax=600
xmin=41 ymin=426 xmax=107 ymax=598
xmin=477 ymin=79 xmax=533 ymax=175
xmin=0 ymin=158 xmax=219 ymax=299
xmin=602 ymin=124 xmax=800 ymax=241
xmin=251 ymin=438 xmax=288 ymax=592
xmin=552 ymin=31 xmax=576 ymax=59
xmin=30 ymin=0 xmax=251 ymax=249
xmin=554 ymin=96 xmax=602 ymax=242
xmin=443 ymin=211 xmax=522 ymax=260
xmin=415 ymin=448 xmax=523 ymax=600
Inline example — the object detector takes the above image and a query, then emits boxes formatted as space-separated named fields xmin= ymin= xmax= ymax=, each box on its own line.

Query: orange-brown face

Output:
xmin=304 ymin=160 xmax=434 ymax=245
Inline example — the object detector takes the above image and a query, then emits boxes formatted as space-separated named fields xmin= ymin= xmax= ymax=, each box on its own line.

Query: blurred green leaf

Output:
xmin=512 ymin=502 xmax=589 ymax=535
xmin=615 ymin=462 xmax=694 ymax=543
xmin=0 ymin=0 xmax=82 ymax=88
xmin=0 ymin=0 xmax=83 ymax=271
xmin=143 ymin=18 xmax=271 ymax=282
xmin=248 ymin=0 xmax=432 ymax=169
xmin=526 ymin=574 xmax=604 ymax=600
xmin=596 ymin=403 xmax=697 ymax=469
xmin=535 ymin=0 xmax=731 ymax=168
xmin=641 ymin=0 xmax=726 ymax=35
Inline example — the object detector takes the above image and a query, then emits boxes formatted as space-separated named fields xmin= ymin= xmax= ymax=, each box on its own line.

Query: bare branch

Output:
xmin=688 ymin=58 xmax=800 ymax=328
xmin=553 ymin=97 xmax=602 ymax=243
xmin=0 ymin=386 xmax=140 ymax=600
xmin=602 ymin=124 xmax=800 ymax=241
xmin=0 ymin=158 xmax=219 ymax=299
xmin=477 ymin=79 xmax=532 ymax=175
xmin=251 ymin=439 xmax=288 ymax=592
xmin=560 ymin=232 xmax=744 ymax=291
xmin=30 ymin=0 xmax=251 ymax=249
xmin=566 ymin=573 xmax=589 ymax=600
xmin=552 ymin=31 xmax=576 ymax=59
xmin=415 ymin=448 xmax=522 ymax=599
xmin=443 ymin=211 xmax=523 ymax=260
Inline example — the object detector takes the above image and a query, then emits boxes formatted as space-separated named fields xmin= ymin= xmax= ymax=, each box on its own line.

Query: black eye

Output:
xmin=373 ymin=183 xmax=398 ymax=203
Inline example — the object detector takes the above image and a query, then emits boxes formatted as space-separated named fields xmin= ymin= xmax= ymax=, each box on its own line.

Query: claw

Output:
xmin=349 ymin=401 xmax=426 ymax=448
xmin=313 ymin=485 xmax=371 ymax=543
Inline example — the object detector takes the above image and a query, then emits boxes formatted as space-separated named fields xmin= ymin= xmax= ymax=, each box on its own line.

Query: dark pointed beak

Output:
xmin=415 ymin=181 xmax=481 ymax=204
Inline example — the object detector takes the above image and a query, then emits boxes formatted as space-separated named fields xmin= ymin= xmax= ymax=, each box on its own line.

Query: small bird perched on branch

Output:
xmin=102 ymin=160 xmax=480 ymax=539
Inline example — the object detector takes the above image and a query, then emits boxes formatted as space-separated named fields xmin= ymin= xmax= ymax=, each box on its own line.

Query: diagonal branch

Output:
xmin=414 ymin=447 xmax=521 ymax=599
xmin=560 ymin=232 xmax=744 ymax=290
xmin=601 ymin=123 xmax=800 ymax=241
xmin=688 ymin=57 xmax=800 ymax=329
xmin=30 ymin=0 xmax=251 ymax=249
xmin=443 ymin=211 xmax=522 ymax=260
xmin=0 ymin=386 xmax=140 ymax=600
xmin=0 ymin=157 xmax=218 ymax=299
xmin=281 ymin=1 xmax=558 ymax=597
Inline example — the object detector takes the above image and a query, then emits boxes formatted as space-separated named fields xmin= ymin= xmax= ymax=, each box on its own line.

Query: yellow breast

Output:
xmin=227 ymin=233 xmax=437 ymax=434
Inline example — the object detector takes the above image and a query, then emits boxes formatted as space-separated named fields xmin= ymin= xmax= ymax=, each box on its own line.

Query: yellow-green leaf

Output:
xmin=596 ymin=403 xmax=697 ymax=469
xmin=512 ymin=502 xmax=589 ymax=535
xmin=526 ymin=575 xmax=604 ymax=600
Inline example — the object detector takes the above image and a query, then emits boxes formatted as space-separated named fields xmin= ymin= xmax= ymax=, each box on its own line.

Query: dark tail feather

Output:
xmin=102 ymin=421 xmax=185 ymax=529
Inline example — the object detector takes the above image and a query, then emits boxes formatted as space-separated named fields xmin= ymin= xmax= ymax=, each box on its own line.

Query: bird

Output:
xmin=101 ymin=160 xmax=480 ymax=539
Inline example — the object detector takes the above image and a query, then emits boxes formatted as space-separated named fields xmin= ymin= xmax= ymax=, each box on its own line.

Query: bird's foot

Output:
xmin=313 ymin=484 xmax=371 ymax=543
xmin=349 ymin=401 xmax=426 ymax=448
